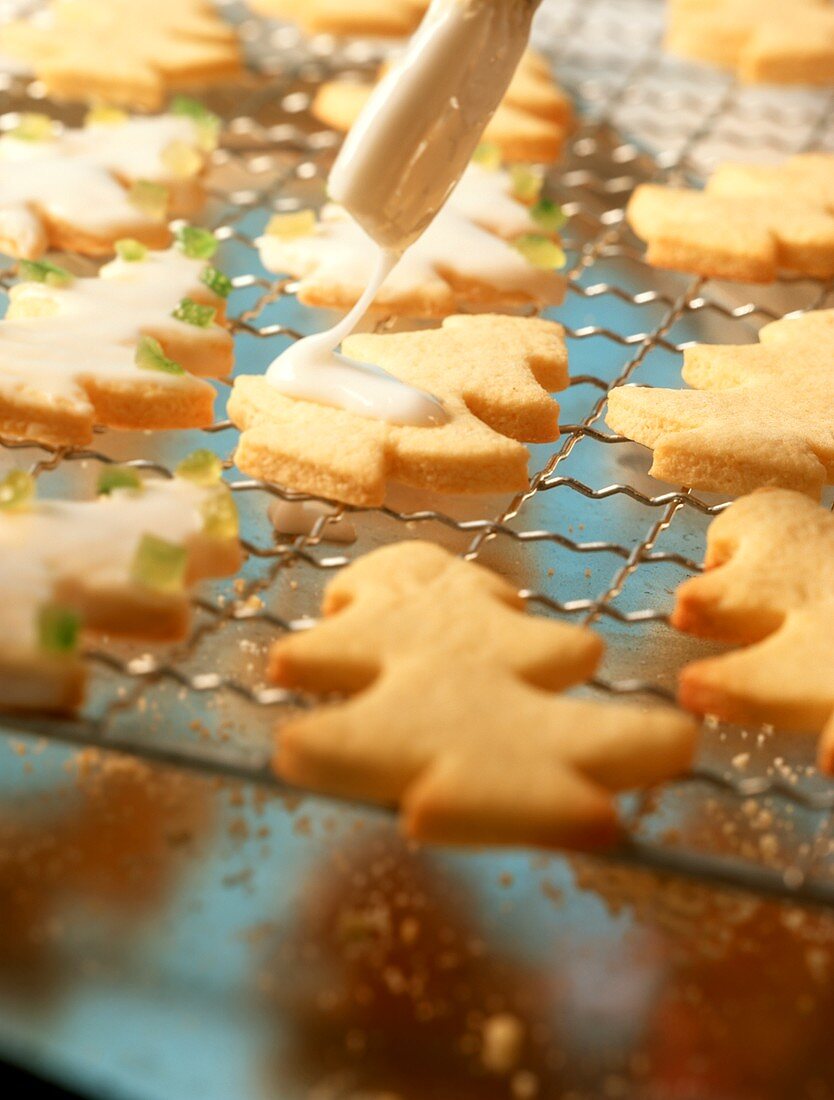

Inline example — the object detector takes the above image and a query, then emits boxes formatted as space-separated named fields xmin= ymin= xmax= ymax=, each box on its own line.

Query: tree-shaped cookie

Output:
xmin=606 ymin=309 xmax=834 ymax=498
xmin=0 ymin=0 xmax=241 ymax=110
xmin=314 ymin=51 xmax=574 ymax=164
xmin=270 ymin=542 xmax=697 ymax=850
xmin=667 ymin=0 xmax=834 ymax=84
xmin=228 ymin=314 xmax=569 ymax=506
xmin=258 ymin=163 xmax=566 ymax=317
xmin=0 ymin=457 xmax=241 ymax=714
xmin=0 ymin=232 xmax=233 ymax=447
xmin=250 ymin=0 xmax=429 ymax=36
xmin=628 ymin=154 xmax=834 ymax=281
xmin=672 ymin=490 xmax=834 ymax=759
xmin=0 ymin=103 xmax=219 ymax=258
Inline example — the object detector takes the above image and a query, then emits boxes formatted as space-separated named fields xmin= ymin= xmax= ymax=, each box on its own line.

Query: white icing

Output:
xmin=0 ymin=478 xmax=211 ymax=651
xmin=0 ymin=115 xmax=201 ymax=244
xmin=268 ymin=499 xmax=356 ymax=543
xmin=0 ymin=247 xmax=219 ymax=405
xmin=258 ymin=164 xmax=560 ymax=308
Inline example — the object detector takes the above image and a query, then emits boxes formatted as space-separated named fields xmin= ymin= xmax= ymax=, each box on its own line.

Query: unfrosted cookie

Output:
xmin=667 ymin=0 xmax=834 ymax=84
xmin=627 ymin=155 xmax=834 ymax=282
xmin=0 ymin=231 xmax=233 ymax=447
xmin=258 ymin=162 xmax=566 ymax=317
xmin=0 ymin=459 xmax=241 ymax=714
xmin=606 ymin=309 xmax=834 ymax=498
xmin=672 ymin=489 xmax=834 ymax=752
xmin=249 ymin=0 xmax=428 ymax=37
xmin=270 ymin=541 xmax=698 ymax=850
xmin=313 ymin=52 xmax=574 ymax=164
xmin=0 ymin=0 xmax=242 ymax=110
xmin=228 ymin=314 xmax=568 ymax=506
xmin=0 ymin=104 xmax=218 ymax=259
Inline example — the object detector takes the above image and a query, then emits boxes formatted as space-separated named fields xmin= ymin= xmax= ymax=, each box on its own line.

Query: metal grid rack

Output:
xmin=2 ymin=0 xmax=834 ymax=907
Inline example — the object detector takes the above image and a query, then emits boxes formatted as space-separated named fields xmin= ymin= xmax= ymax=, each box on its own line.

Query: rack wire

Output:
xmin=2 ymin=0 xmax=834 ymax=908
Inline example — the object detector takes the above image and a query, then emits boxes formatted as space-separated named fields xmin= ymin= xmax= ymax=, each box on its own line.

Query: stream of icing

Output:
xmin=265 ymin=0 xmax=539 ymax=427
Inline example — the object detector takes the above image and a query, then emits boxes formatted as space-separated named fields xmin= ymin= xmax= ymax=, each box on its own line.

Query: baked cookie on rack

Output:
xmin=605 ymin=309 xmax=834 ymax=498
xmin=314 ymin=51 xmax=574 ymax=164
xmin=0 ymin=0 xmax=242 ymax=110
xmin=0 ymin=459 xmax=241 ymax=714
xmin=627 ymin=154 xmax=834 ymax=282
xmin=0 ymin=229 xmax=233 ymax=447
xmin=0 ymin=101 xmax=219 ymax=259
xmin=667 ymin=0 xmax=834 ymax=85
xmin=258 ymin=161 xmax=566 ymax=316
xmin=228 ymin=313 xmax=568 ymax=506
xmin=249 ymin=0 xmax=428 ymax=37
xmin=672 ymin=489 xmax=834 ymax=756
xmin=269 ymin=541 xmax=698 ymax=850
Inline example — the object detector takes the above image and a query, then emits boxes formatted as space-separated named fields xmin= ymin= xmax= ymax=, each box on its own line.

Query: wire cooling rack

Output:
xmin=2 ymin=0 xmax=834 ymax=907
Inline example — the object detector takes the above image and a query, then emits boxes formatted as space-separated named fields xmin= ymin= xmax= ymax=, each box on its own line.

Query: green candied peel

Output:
xmin=135 ymin=335 xmax=186 ymax=376
xmin=472 ymin=142 xmax=502 ymax=171
xmin=131 ymin=534 xmax=188 ymax=594
xmin=172 ymin=297 xmax=216 ymax=328
xmin=510 ymin=165 xmax=543 ymax=204
xmin=129 ymin=180 xmax=169 ymax=222
xmin=176 ymin=449 xmax=223 ymax=487
xmin=513 ymin=234 xmax=567 ymax=271
xmin=37 ymin=604 xmax=81 ymax=656
xmin=9 ymin=112 xmax=55 ymax=142
xmin=97 ymin=466 xmax=142 ymax=495
xmin=201 ymin=486 xmax=239 ymax=541
xmin=115 ymin=238 xmax=149 ymax=263
xmin=175 ymin=224 xmax=218 ymax=260
xmin=18 ymin=259 xmax=73 ymax=288
xmin=531 ymin=198 xmax=568 ymax=233
xmin=170 ymin=95 xmax=221 ymax=152
xmin=0 ymin=469 xmax=35 ymax=512
xmin=200 ymin=265 xmax=232 ymax=299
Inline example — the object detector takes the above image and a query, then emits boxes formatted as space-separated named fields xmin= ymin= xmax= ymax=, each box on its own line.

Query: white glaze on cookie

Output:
xmin=0 ymin=478 xmax=213 ymax=650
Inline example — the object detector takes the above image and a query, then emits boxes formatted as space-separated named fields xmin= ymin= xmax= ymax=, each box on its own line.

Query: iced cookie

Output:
xmin=672 ymin=489 xmax=834 ymax=752
xmin=0 ymin=458 xmax=241 ymax=714
xmin=606 ymin=309 xmax=834 ymax=498
xmin=269 ymin=541 xmax=698 ymax=850
xmin=0 ymin=101 xmax=219 ymax=259
xmin=258 ymin=162 xmax=566 ymax=316
xmin=0 ymin=228 xmax=233 ymax=447
xmin=0 ymin=0 xmax=242 ymax=110
xmin=627 ymin=155 xmax=834 ymax=282
xmin=314 ymin=52 xmax=574 ymax=164
xmin=228 ymin=314 xmax=568 ymax=506
xmin=667 ymin=0 xmax=834 ymax=85
xmin=249 ymin=0 xmax=429 ymax=37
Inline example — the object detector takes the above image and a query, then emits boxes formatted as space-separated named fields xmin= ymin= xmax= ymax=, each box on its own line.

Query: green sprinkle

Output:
xmin=0 ymin=469 xmax=35 ymax=512
xmin=200 ymin=264 xmax=232 ymax=299
xmin=176 ymin=449 xmax=222 ymax=487
xmin=18 ymin=259 xmax=73 ymax=288
xmin=170 ymin=96 xmax=221 ymax=152
xmin=131 ymin=534 xmax=187 ymax=593
xmin=37 ymin=604 xmax=81 ymax=655
xmin=97 ymin=466 xmax=142 ymax=495
xmin=10 ymin=112 xmax=54 ymax=142
xmin=201 ymin=486 xmax=238 ymax=541
xmin=175 ymin=224 xmax=218 ymax=261
xmin=135 ymin=335 xmax=185 ymax=375
xmin=172 ymin=297 xmax=216 ymax=328
xmin=115 ymin=238 xmax=148 ymax=263
xmin=513 ymin=234 xmax=567 ymax=271
xmin=129 ymin=180 xmax=169 ymax=221
xmin=531 ymin=198 xmax=567 ymax=233
xmin=472 ymin=142 xmax=502 ymax=170
xmin=510 ymin=165 xmax=543 ymax=204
